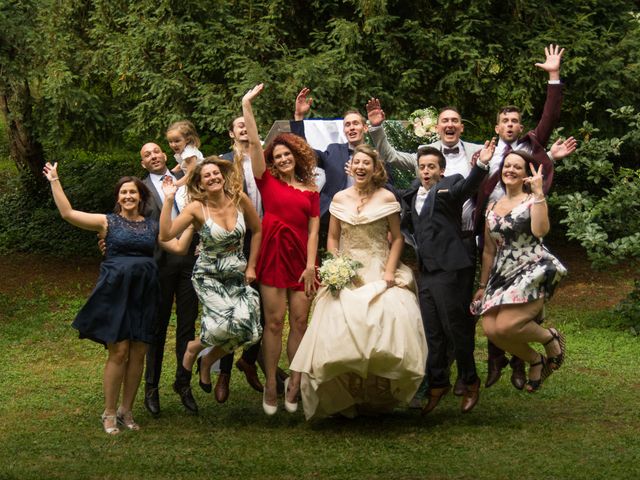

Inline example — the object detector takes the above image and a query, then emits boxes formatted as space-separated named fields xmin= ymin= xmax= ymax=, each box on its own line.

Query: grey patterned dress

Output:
xmin=475 ymin=196 xmax=567 ymax=315
xmin=192 ymin=206 xmax=261 ymax=350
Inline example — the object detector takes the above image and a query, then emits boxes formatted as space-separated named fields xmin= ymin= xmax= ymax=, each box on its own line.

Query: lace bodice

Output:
xmin=330 ymin=201 xmax=401 ymax=267
xmin=105 ymin=213 xmax=158 ymax=258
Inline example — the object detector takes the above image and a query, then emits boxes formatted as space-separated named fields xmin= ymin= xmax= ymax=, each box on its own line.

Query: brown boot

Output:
xmin=214 ymin=373 xmax=230 ymax=403
xmin=460 ymin=378 xmax=480 ymax=413
xmin=421 ymin=386 xmax=451 ymax=415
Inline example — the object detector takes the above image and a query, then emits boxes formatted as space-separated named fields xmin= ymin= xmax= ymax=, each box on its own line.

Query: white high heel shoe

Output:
xmin=283 ymin=378 xmax=298 ymax=413
xmin=262 ymin=387 xmax=278 ymax=416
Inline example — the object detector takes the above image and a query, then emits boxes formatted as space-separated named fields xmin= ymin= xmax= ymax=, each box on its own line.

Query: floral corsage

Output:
xmin=408 ymin=107 xmax=439 ymax=143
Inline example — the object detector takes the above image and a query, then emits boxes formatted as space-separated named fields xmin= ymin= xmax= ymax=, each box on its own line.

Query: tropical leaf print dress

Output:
xmin=476 ymin=196 xmax=567 ymax=314
xmin=192 ymin=205 xmax=262 ymax=350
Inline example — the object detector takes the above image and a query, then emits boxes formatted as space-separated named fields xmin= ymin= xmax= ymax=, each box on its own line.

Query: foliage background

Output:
xmin=0 ymin=0 xmax=638 ymax=291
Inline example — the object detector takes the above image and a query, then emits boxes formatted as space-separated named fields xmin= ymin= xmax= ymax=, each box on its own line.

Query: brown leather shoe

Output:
xmin=510 ymin=358 xmax=526 ymax=390
xmin=214 ymin=373 xmax=230 ymax=403
xmin=460 ymin=378 xmax=480 ymax=413
xmin=453 ymin=377 xmax=465 ymax=396
xmin=421 ymin=386 xmax=451 ymax=415
xmin=236 ymin=358 xmax=263 ymax=393
xmin=485 ymin=356 xmax=509 ymax=388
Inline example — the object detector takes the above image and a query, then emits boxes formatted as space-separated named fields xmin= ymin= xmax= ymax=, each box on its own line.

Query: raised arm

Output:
xmin=242 ymin=84 xmax=267 ymax=179
xmin=43 ymin=162 xmax=107 ymax=235
xmin=294 ymin=87 xmax=313 ymax=121
xmin=525 ymin=163 xmax=550 ymax=238
xmin=548 ymin=136 xmax=577 ymax=163
xmin=366 ymin=98 xmax=418 ymax=173
xmin=240 ymin=193 xmax=262 ymax=284
xmin=158 ymin=176 xmax=199 ymax=241
xmin=531 ymin=44 xmax=564 ymax=147
xmin=535 ymin=44 xmax=564 ymax=82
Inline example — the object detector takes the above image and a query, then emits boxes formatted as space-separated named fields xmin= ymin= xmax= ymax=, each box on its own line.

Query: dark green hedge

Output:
xmin=0 ymin=150 xmax=145 ymax=257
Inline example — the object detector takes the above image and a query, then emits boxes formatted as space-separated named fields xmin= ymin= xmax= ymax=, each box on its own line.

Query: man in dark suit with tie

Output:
xmin=401 ymin=144 xmax=492 ymax=414
xmin=140 ymin=142 xmax=199 ymax=415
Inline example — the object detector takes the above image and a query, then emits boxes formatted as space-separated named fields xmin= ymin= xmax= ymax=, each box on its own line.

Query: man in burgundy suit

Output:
xmin=474 ymin=44 xmax=567 ymax=390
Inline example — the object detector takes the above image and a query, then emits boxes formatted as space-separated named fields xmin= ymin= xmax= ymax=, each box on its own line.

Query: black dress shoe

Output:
xmin=236 ymin=358 xmax=263 ymax=393
xmin=214 ymin=373 xmax=230 ymax=403
xmin=453 ymin=377 xmax=465 ymax=396
xmin=485 ymin=356 xmax=509 ymax=388
xmin=510 ymin=360 xmax=526 ymax=390
xmin=173 ymin=381 xmax=199 ymax=414
xmin=460 ymin=378 xmax=480 ymax=413
xmin=144 ymin=386 xmax=160 ymax=417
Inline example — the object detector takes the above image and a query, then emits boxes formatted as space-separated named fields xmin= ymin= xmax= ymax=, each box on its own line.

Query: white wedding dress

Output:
xmin=291 ymin=200 xmax=427 ymax=420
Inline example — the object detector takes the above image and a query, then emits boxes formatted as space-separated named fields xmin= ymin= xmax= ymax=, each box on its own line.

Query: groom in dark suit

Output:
xmin=401 ymin=144 xmax=491 ymax=414
xmin=140 ymin=142 xmax=199 ymax=415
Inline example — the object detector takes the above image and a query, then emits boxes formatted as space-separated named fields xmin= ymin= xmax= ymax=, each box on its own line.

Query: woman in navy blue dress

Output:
xmin=43 ymin=162 xmax=192 ymax=435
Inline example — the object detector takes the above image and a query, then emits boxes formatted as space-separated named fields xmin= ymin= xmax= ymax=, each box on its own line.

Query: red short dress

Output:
xmin=255 ymin=170 xmax=320 ymax=291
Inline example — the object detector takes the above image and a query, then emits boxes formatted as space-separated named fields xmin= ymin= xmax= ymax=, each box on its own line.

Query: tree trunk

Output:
xmin=0 ymin=80 xmax=45 ymax=181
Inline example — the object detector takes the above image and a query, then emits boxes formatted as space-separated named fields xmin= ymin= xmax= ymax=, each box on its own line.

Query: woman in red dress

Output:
xmin=242 ymin=84 xmax=320 ymax=415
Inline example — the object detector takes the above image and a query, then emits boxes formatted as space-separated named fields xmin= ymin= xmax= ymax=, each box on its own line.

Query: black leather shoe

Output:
xmin=485 ymin=356 xmax=509 ymax=388
xmin=214 ymin=373 xmax=231 ymax=403
xmin=510 ymin=359 xmax=526 ymax=391
xmin=236 ymin=358 xmax=263 ymax=393
xmin=453 ymin=377 xmax=465 ymax=396
xmin=144 ymin=385 xmax=160 ymax=417
xmin=173 ymin=381 xmax=199 ymax=414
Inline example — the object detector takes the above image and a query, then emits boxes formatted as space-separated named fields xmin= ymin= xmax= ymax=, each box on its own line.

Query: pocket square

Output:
xmin=437 ymin=189 xmax=449 ymax=194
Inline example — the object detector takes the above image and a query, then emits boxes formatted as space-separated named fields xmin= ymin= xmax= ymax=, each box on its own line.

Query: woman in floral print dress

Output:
xmin=472 ymin=150 xmax=566 ymax=393
xmin=159 ymin=157 xmax=263 ymax=393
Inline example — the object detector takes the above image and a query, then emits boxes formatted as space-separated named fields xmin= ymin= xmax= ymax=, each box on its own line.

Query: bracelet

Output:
xmin=478 ymin=283 xmax=487 ymax=289
xmin=49 ymin=177 xmax=59 ymax=182
xmin=533 ymin=197 xmax=546 ymax=204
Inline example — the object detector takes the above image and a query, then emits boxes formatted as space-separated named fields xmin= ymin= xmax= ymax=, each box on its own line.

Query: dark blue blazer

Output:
xmin=400 ymin=164 xmax=488 ymax=273
xmin=289 ymin=120 xmax=351 ymax=216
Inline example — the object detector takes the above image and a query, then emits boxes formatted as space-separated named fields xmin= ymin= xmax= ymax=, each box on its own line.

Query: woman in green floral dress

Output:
xmin=159 ymin=157 xmax=263 ymax=393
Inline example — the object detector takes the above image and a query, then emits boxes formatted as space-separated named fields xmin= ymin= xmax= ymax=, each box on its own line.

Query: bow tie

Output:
xmin=417 ymin=186 xmax=429 ymax=196
xmin=442 ymin=146 xmax=460 ymax=155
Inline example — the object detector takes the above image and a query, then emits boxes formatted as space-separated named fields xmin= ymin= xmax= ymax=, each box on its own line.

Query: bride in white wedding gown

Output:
xmin=290 ymin=144 xmax=427 ymax=420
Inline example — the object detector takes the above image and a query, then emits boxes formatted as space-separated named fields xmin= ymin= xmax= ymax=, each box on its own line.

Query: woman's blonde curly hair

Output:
xmin=186 ymin=157 xmax=243 ymax=206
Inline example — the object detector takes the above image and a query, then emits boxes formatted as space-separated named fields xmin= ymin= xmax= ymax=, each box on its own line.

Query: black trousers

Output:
xmin=418 ymin=268 xmax=478 ymax=388
xmin=145 ymin=253 xmax=198 ymax=387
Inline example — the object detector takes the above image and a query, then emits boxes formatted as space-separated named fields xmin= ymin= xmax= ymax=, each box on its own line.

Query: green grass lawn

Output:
xmin=0 ymin=265 xmax=638 ymax=480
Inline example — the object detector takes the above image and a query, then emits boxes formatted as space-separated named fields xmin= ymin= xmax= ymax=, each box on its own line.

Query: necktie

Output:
xmin=442 ymin=146 xmax=460 ymax=155
xmin=503 ymin=143 xmax=513 ymax=158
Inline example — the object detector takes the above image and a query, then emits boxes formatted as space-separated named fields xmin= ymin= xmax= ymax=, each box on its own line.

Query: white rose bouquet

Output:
xmin=318 ymin=253 xmax=363 ymax=295
xmin=408 ymin=107 xmax=439 ymax=143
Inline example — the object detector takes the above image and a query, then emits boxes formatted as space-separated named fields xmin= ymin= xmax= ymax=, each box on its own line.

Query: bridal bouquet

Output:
xmin=318 ymin=253 xmax=363 ymax=295
xmin=408 ymin=106 xmax=439 ymax=143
